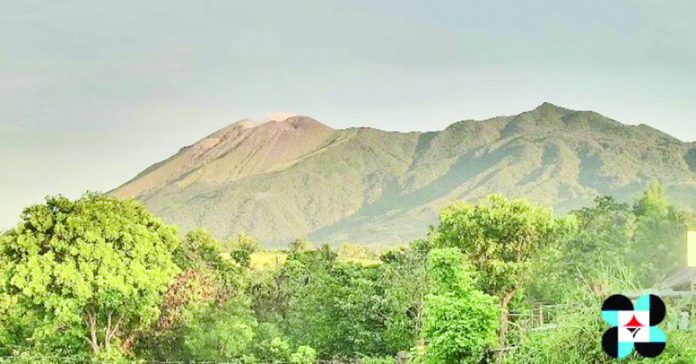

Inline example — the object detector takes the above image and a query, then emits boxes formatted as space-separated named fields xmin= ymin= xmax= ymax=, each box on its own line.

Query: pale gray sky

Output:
xmin=2 ymin=0 xmax=696 ymax=227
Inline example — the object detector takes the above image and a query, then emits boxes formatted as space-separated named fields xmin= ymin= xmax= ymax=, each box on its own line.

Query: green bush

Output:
xmin=290 ymin=345 xmax=318 ymax=364
xmin=183 ymin=297 xmax=257 ymax=362
xmin=253 ymin=323 xmax=291 ymax=363
xmin=422 ymin=249 xmax=499 ymax=363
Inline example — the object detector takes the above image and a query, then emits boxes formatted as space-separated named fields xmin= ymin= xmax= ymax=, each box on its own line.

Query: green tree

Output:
xmin=0 ymin=293 xmax=43 ymax=356
xmin=290 ymin=345 xmax=317 ymax=364
xmin=183 ymin=297 xmax=257 ymax=362
xmin=0 ymin=193 xmax=180 ymax=356
xmin=511 ymin=184 xmax=696 ymax=363
xmin=379 ymin=244 xmax=428 ymax=352
xmin=422 ymin=248 xmax=498 ymax=363
xmin=287 ymin=238 xmax=314 ymax=254
xmin=558 ymin=185 xmax=689 ymax=294
xmin=252 ymin=323 xmax=291 ymax=363
xmin=250 ymin=247 xmax=336 ymax=327
xmin=179 ymin=229 xmax=243 ymax=300
xmin=557 ymin=196 xmax=636 ymax=297
xmin=230 ymin=232 xmax=261 ymax=268
xmin=285 ymin=262 xmax=389 ymax=357
xmin=136 ymin=229 xmax=246 ymax=361
xmin=252 ymin=244 xmax=429 ymax=359
xmin=631 ymin=183 xmax=688 ymax=285
xmin=432 ymin=194 xmax=573 ymax=342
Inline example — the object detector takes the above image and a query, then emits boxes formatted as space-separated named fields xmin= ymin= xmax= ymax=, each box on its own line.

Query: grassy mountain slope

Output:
xmin=112 ymin=104 xmax=696 ymax=246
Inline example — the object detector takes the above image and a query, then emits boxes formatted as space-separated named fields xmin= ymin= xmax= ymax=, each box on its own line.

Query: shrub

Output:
xmin=422 ymin=249 xmax=499 ymax=363
xmin=290 ymin=345 xmax=317 ymax=364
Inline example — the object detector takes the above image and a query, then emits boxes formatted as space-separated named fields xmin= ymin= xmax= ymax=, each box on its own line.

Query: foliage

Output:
xmin=337 ymin=243 xmax=381 ymax=264
xmin=290 ymin=345 xmax=317 ymax=364
xmin=518 ymin=263 xmax=632 ymax=362
xmin=506 ymin=288 xmax=610 ymax=363
xmin=288 ymin=238 xmax=314 ymax=254
xmin=249 ymin=246 xmax=336 ymax=327
xmin=0 ymin=193 xmax=180 ymax=356
xmin=509 ymin=185 xmax=696 ymax=363
xmin=560 ymin=196 xmax=636 ymax=290
xmin=378 ymin=245 xmax=428 ymax=352
xmin=508 ymin=282 xmax=696 ymax=363
xmin=433 ymin=194 xmax=573 ymax=297
xmin=182 ymin=297 xmax=257 ymax=362
xmin=229 ymin=232 xmax=261 ymax=267
xmin=432 ymin=194 xmax=574 ymax=342
xmin=422 ymin=248 xmax=499 ymax=363
xmin=0 ymin=293 xmax=33 ymax=356
xmin=558 ymin=184 xmax=688 ymax=294
xmin=179 ymin=229 xmax=244 ymax=296
xmin=135 ymin=228 xmax=249 ymax=361
xmin=631 ymin=183 xmax=688 ymax=285
xmin=251 ymin=323 xmax=291 ymax=363
xmin=359 ymin=356 xmax=397 ymax=364
xmin=284 ymin=261 xmax=389 ymax=357
xmin=174 ymin=229 xmax=221 ymax=269
xmin=250 ymin=250 xmax=287 ymax=271
xmin=251 ymin=244 xmax=425 ymax=359
xmin=656 ymin=331 xmax=696 ymax=363
xmin=3 ymin=185 xmax=696 ymax=362
xmin=134 ymin=269 xmax=219 ymax=361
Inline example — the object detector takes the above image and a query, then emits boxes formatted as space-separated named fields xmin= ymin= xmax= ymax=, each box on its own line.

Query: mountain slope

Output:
xmin=112 ymin=104 xmax=696 ymax=246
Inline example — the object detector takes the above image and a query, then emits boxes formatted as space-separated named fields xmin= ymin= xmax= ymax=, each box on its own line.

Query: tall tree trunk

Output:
xmin=104 ymin=311 xmax=124 ymax=351
xmin=105 ymin=311 xmax=112 ymax=350
xmin=85 ymin=310 xmax=101 ymax=354
xmin=498 ymin=288 xmax=517 ymax=346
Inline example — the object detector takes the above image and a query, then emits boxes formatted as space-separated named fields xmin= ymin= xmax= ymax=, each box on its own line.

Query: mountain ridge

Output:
xmin=113 ymin=103 xmax=696 ymax=246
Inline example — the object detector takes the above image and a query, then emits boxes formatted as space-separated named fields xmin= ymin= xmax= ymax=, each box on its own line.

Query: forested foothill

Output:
xmin=1 ymin=184 xmax=695 ymax=363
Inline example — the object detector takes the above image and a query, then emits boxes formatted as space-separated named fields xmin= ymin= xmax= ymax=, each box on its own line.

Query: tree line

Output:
xmin=1 ymin=184 xmax=695 ymax=363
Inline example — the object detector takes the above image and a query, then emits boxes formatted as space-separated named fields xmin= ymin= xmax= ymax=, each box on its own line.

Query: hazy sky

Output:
xmin=2 ymin=0 xmax=696 ymax=227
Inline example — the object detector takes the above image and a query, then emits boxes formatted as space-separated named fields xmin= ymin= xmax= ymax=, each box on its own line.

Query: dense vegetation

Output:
xmin=1 ymin=184 xmax=695 ymax=363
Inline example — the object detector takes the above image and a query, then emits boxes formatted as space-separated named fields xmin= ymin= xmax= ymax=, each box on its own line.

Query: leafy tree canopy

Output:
xmin=0 ymin=193 xmax=180 ymax=355
xmin=432 ymin=194 xmax=575 ymax=343
xmin=432 ymin=194 xmax=575 ymax=299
